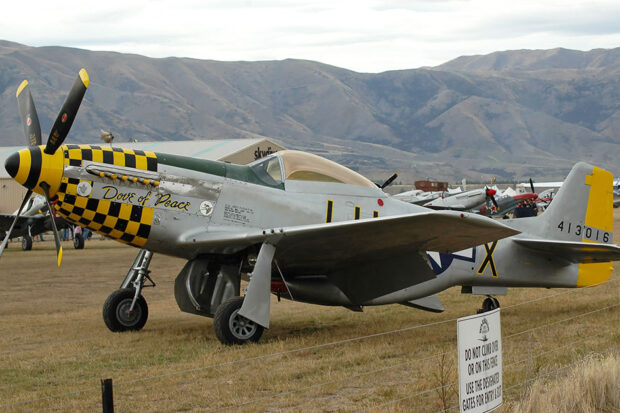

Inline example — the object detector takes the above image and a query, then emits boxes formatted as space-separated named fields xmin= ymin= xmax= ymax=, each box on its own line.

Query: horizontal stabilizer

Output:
xmin=513 ymin=238 xmax=620 ymax=263
xmin=401 ymin=295 xmax=444 ymax=313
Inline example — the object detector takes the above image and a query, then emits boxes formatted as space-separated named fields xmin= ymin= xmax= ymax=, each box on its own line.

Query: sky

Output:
xmin=2 ymin=0 xmax=620 ymax=73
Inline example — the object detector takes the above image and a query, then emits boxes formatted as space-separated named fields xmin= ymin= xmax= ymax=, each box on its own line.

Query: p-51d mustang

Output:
xmin=3 ymin=69 xmax=619 ymax=345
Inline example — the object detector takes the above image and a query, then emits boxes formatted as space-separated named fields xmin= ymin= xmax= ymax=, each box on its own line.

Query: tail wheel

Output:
xmin=103 ymin=288 xmax=148 ymax=332
xmin=478 ymin=296 xmax=500 ymax=313
xmin=214 ymin=296 xmax=264 ymax=345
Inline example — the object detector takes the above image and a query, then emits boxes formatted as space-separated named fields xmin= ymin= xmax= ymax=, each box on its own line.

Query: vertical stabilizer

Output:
xmin=521 ymin=162 xmax=614 ymax=286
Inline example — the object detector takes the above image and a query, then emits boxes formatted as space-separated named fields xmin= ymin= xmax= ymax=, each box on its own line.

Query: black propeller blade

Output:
xmin=0 ymin=190 xmax=33 ymax=258
xmin=16 ymin=81 xmax=42 ymax=146
xmin=39 ymin=183 xmax=63 ymax=267
xmin=45 ymin=68 xmax=89 ymax=155
xmin=486 ymin=187 xmax=499 ymax=209
xmin=529 ymin=178 xmax=535 ymax=194
xmin=378 ymin=173 xmax=399 ymax=189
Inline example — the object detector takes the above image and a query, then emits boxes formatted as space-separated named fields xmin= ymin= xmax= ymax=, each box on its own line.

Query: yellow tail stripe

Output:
xmin=577 ymin=166 xmax=614 ymax=287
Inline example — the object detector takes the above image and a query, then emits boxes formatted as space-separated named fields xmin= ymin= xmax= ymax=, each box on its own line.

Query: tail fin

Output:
xmin=523 ymin=162 xmax=615 ymax=286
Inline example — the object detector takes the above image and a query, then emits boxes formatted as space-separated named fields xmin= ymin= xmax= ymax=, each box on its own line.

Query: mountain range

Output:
xmin=1 ymin=40 xmax=618 ymax=182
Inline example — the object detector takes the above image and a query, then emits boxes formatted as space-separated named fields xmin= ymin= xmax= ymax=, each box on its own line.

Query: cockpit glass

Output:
xmin=250 ymin=156 xmax=283 ymax=186
xmin=279 ymin=150 xmax=375 ymax=187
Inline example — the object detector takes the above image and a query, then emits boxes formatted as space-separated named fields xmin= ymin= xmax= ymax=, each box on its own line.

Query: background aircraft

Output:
xmin=3 ymin=69 xmax=619 ymax=346
xmin=476 ymin=192 xmax=539 ymax=218
xmin=422 ymin=187 xmax=498 ymax=211
xmin=0 ymin=195 xmax=74 ymax=250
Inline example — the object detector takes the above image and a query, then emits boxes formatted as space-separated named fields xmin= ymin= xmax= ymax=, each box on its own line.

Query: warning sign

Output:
xmin=457 ymin=308 xmax=502 ymax=413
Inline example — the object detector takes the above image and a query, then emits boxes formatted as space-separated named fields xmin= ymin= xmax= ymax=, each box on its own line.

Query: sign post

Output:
xmin=457 ymin=308 xmax=502 ymax=413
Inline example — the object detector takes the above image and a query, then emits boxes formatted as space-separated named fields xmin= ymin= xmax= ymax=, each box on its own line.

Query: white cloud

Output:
xmin=1 ymin=0 xmax=619 ymax=72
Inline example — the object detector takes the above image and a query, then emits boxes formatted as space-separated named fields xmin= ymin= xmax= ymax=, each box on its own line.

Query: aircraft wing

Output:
xmin=184 ymin=211 xmax=520 ymax=269
xmin=0 ymin=214 xmax=16 ymax=232
xmin=513 ymin=238 xmax=620 ymax=263
xmin=424 ymin=204 xmax=468 ymax=211
xmin=0 ymin=214 xmax=49 ymax=237
xmin=223 ymin=211 xmax=520 ymax=325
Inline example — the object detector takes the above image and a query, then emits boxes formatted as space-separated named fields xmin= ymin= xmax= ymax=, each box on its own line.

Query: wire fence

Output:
xmin=211 ymin=304 xmax=618 ymax=412
xmin=1 ymin=282 xmax=618 ymax=410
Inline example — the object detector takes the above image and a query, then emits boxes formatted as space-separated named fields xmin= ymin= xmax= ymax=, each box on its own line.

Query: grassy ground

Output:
xmin=508 ymin=353 xmax=619 ymax=412
xmin=0 ymin=211 xmax=618 ymax=412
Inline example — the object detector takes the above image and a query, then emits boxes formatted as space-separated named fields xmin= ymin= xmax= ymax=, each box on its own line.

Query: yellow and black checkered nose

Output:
xmin=4 ymin=146 xmax=64 ymax=197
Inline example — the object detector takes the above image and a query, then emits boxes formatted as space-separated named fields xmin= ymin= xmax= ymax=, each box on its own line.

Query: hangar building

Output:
xmin=0 ymin=138 xmax=284 ymax=213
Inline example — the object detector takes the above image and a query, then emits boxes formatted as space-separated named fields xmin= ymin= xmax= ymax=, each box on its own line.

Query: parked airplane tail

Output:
xmin=512 ymin=162 xmax=617 ymax=287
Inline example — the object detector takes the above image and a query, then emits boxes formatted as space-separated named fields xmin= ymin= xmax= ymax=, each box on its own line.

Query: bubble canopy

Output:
xmin=249 ymin=150 xmax=375 ymax=188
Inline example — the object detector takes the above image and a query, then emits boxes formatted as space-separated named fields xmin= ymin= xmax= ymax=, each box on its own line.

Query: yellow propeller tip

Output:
xmin=79 ymin=68 xmax=90 ymax=88
xmin=16 ymin=80 xmax=28 ymax=97
xmin=57 ymin=247 xmax=63 ymax=267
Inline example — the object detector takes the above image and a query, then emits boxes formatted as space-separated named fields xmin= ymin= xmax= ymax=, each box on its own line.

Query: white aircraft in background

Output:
xmin=423 ymin=187 xmax=498 ymax=211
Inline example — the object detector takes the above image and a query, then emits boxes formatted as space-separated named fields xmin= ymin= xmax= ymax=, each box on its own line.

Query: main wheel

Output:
xmin=214 ymin=296 xmax=264 ymax=345
xmin=73 ymin=233 xmax=84 ymax=249
xmin=22 ymin=235 xmax=32 ymax=251
xmin=103 ymin=288 xmax=148 ymax=332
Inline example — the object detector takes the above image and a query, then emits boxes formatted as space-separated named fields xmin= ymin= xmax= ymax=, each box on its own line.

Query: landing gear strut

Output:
xmin=103 ymin=249 xmax=155 ymax=332
xmin=478 ymin=296 xmax=500 ymax=313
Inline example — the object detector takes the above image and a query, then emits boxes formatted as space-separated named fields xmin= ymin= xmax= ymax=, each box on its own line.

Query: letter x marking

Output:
xmin=477 ymin=241 xmax=498 ymax=278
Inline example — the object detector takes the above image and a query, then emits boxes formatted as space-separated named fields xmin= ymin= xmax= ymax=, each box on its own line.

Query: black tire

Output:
xmin=480 ymin=296 xmax=499 ymax=313
xmin=73 ymin=233 xmax=84 ymax=249
xmin=103 ymin=288 xmax=148 ymax=332
xmin=214 ymin=296 xmax=264 ymax=345
xmin=22 ymin=235 xmax=32 ymax=251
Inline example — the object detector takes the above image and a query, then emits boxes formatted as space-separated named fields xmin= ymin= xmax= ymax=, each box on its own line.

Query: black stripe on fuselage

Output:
xmin=25 ymin=146 xmax=42 ymax=189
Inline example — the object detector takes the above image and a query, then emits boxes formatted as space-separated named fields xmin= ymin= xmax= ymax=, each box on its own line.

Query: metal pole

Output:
xmin=101 ymin=378 xmax=114 ymax=413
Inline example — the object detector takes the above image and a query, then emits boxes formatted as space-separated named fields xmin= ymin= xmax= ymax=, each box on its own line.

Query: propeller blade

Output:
xmin=485 ymin=187 xmax=499 ymax=209
xmin=39 ymin=183 xmax=63 ymax=267
xmin=44 ymin=68 xmax=89 ymax=155
xmin=529 ymin=178 xmax=535 ymax=193
xmin=380 ymin=173 xmax=399 ymax=189
xmin=0 ymin=189 xmax=33 ymax=259
xmin=16 ymin=81 xmax=42 ymax=146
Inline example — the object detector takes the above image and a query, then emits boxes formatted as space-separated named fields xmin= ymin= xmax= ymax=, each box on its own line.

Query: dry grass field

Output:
xmin=0 ymin=211 xmax=619 ymax=412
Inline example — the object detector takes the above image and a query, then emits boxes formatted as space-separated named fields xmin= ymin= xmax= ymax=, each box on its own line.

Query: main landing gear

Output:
xmin=103 ymin=249 xmax=155 ymax=332
xmin=214 ymin=297 xmax=264 ymax=345
xmin=102 ymin=250 xmax=261 ymax=345
xmin=73 ymin=233 xmax=84 ymax=249
xmin=477 ymin=296 xmax=500 ymax=314
xmin=21 ymin=235 xmax=32 ymax=251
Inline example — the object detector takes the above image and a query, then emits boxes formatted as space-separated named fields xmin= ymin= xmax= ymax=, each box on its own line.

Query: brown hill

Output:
xmin=0 ymin=40 xmax=618 ymax=182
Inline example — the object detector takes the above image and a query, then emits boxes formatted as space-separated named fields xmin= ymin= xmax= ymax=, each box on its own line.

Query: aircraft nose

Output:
xmin=5 ymin=146 xmax=64 ymax=197
xmin=5 ymin=151 xmax=19 ymax=178
xmin=5 ymin=147 xmax=42 ymax=189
